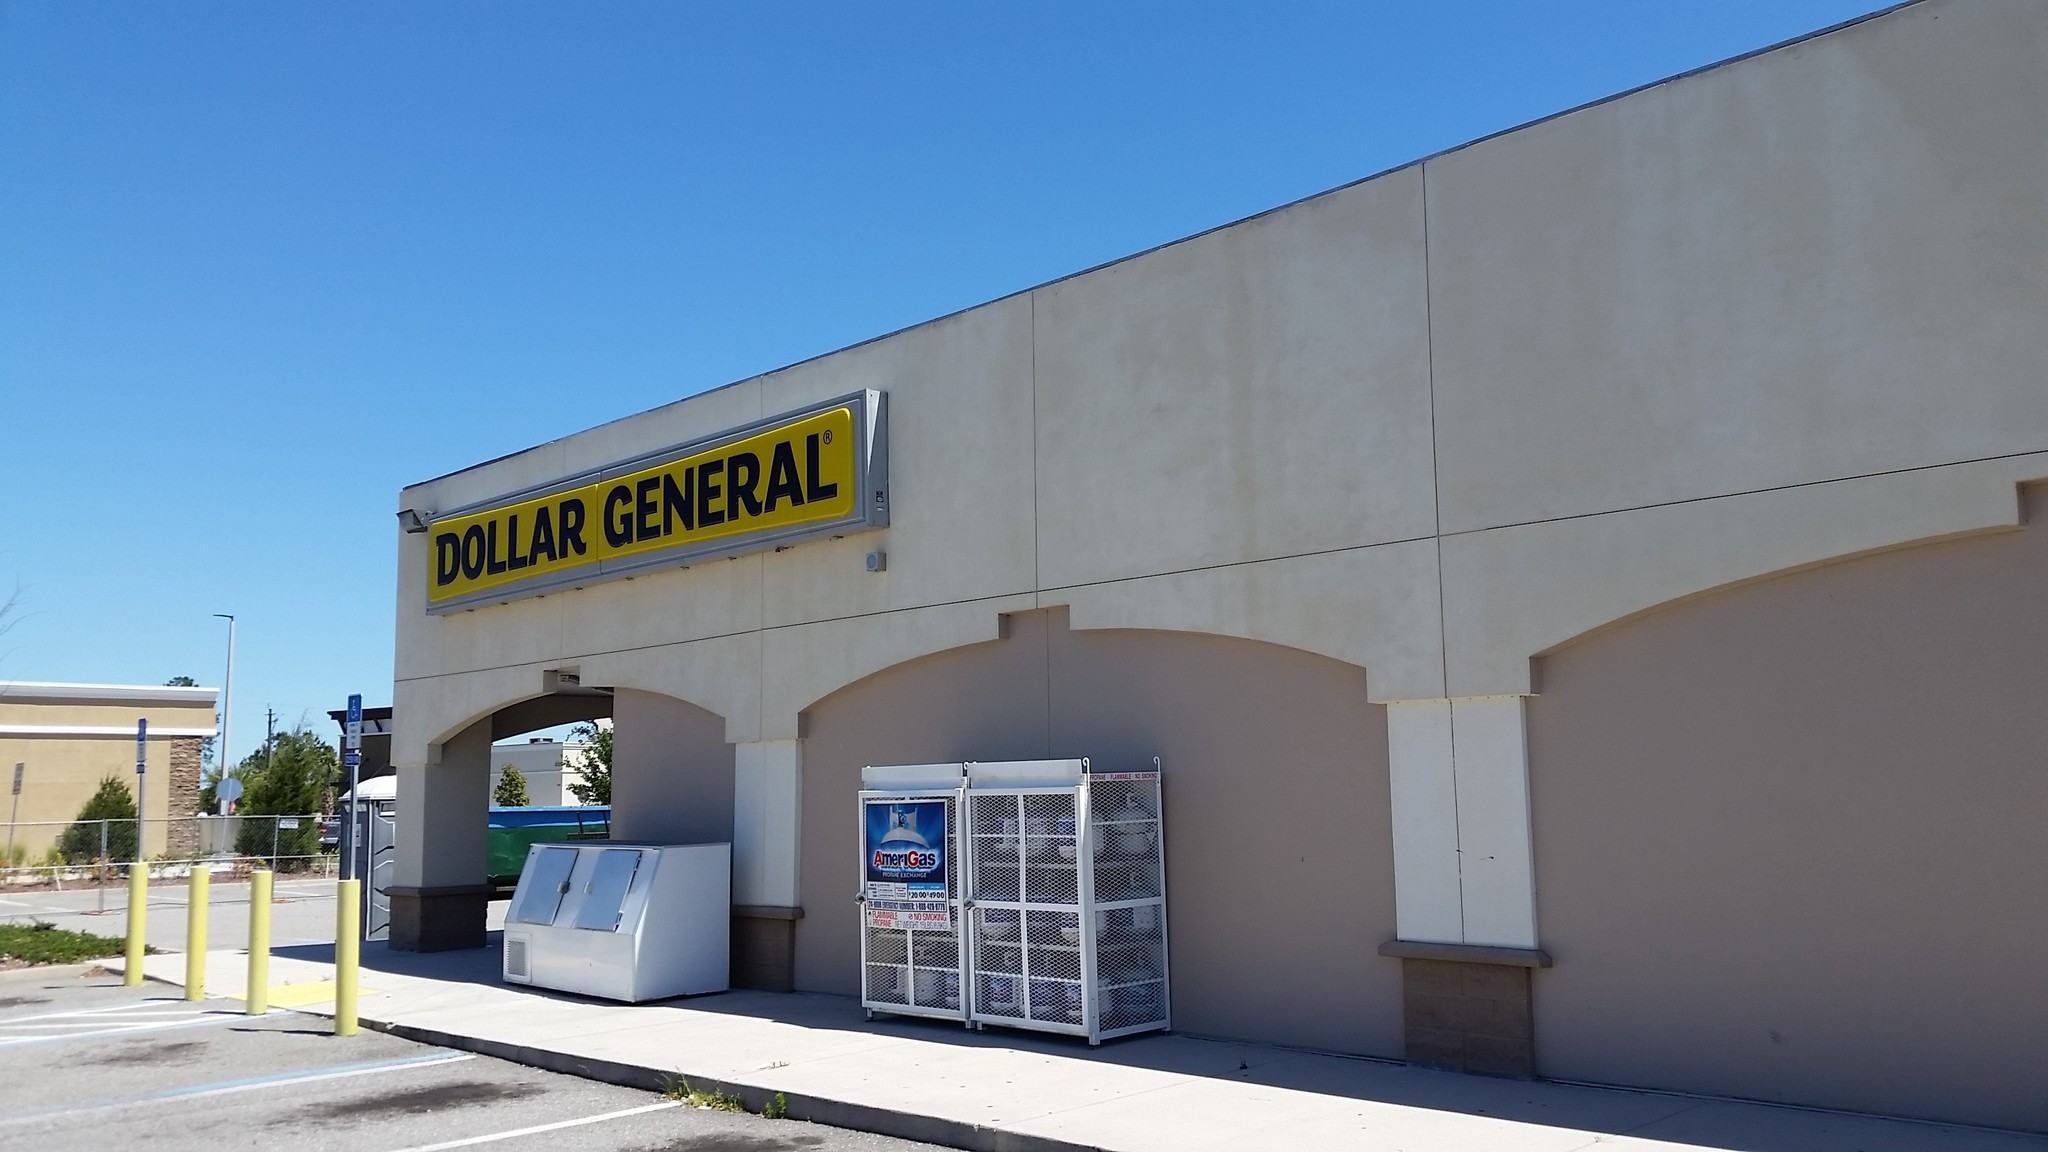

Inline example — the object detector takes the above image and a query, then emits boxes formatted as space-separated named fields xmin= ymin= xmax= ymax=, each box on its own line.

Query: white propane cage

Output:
xmin=858 ymin=758 xmax=1169 ymax=1044
xmin=502 ymin=841 xmax=730 ymax=1002
xmin=964 ymin=758 xmax=1170 ymax=1043
xmin=859 ymin=763 xmax=969 ymax=1024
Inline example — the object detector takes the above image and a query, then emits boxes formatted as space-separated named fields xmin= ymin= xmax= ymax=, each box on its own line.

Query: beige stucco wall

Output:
xmin=395 ymin=0 xmax=2048 ymax=761
xmin=1525 ymin=484 xmax=2048 ymax=1131
xmin=0 ymin=692 xmax=217 ymax=860
xmin=796 ymin=609 xmax=1401 ymax=1058
xmin=610 ymin=689 xmax=732 ymax=846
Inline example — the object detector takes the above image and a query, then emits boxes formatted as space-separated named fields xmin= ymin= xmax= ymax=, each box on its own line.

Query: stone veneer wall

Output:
xmin=167 ymin=737 xmax=201 ymax=857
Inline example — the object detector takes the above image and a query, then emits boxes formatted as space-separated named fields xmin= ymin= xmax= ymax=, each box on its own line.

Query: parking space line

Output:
xmin=0 ymin=1050 xmax=475 ymax=1126
xmin=0 ymin=999 xmax=200 ymax=1023
xmin=0 ymin=1009 xmax=261 ymax=1048
xmin=385 ymin=1100 xmax=685 ymax=1151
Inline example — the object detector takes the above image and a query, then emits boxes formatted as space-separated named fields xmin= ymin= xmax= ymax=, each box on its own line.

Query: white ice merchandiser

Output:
xmin=502 ymin=841 xmax=730 ymax=1002
xmin=859 ymin=758 xmax=1170 ymax=1044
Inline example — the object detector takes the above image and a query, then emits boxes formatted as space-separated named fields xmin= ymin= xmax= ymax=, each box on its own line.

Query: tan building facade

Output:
xmin=387 ymin=0 xmax=2048 ymax=1132
xmin=0 ymin=681 xmax=218 ymax=860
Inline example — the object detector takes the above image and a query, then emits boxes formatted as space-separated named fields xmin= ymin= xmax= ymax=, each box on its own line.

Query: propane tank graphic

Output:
xmin=879 ymin=804 xmax=929 ymax=849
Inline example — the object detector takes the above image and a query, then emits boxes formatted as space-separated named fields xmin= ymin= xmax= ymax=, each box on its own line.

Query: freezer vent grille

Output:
xmin=505 ymin=936 xmax=530 ymax=980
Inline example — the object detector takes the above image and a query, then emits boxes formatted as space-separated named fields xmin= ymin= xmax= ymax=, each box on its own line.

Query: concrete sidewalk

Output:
xmin=112 ymin=942 xmax=2047 ymax=1152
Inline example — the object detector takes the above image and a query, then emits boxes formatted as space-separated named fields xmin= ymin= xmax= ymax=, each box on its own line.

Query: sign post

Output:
xmin=342 ymin=695 xmax=362 ymax=886
xmin=124 ymin=719 xmax=147 ymax=987
xmin=5 ymin=762 xmax=21 ymax=868
xmin=134 ymin=719 xmax=147 ymax=862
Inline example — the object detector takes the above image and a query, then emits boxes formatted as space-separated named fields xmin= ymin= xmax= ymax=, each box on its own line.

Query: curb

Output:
xmin=365 ymin=1015 xmax=1109 ymax=1152
xmin=0 ymin=961 xmax=104 ymax=984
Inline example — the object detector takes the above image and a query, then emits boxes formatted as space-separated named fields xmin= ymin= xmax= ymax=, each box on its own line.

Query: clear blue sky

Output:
xmin=0 ymin=0 xmax=1888 ymax=765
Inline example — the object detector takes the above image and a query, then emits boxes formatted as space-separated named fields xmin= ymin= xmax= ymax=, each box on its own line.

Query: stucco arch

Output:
xmin=792 ymin=606 xmax=1402 ymax=1058
xmin=1522 ymin=480 xmax=2048 ymax=1130
xmin=392 ymin=664 xmax=607 ymax=766
xmin=1444 ymin=458 xmax=2048 ymax=698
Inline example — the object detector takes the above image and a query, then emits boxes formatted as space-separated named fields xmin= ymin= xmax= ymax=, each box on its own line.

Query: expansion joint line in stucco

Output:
xmin=1419 ymin=158 xmax=1451 ymax=702
xmin=400 ymin=450 xmax=2046 ymax=762
xmin=1437 ymin=445 xmax=2048 ymax=542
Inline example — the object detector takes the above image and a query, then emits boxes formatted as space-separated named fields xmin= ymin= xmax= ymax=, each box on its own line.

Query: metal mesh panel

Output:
xmin=1086 ymin=778 xmax=1161 ymax=902
xmin=1021 ymin=793 xmax=1079 ymax=905
xmin=962 ymin=770 xmax=1168 ymax=1041
xmin=969 ymin=793 xmax=1022 ymax=901
xmin=906 ymin=927 xmax=962 ymax=1010
xmin=1087 ymin=773 xmax=1168 ymax=1037
xmin=1024 ymin=909 xmax=1083 ymax=1024
xmin=863 ymin=922 xmax=911 ymax=1006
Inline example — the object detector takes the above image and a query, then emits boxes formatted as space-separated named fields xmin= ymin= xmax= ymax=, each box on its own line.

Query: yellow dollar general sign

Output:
xmin=426 ymin=392 xmax=887 ymax=611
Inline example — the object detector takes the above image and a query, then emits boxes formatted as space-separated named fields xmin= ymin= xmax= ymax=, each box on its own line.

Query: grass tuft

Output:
xmin=663 ymin=1076 xmax=747 ymax=1112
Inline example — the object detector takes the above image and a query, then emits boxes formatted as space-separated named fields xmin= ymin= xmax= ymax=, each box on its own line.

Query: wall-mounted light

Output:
xmin=397 ymin=509 xmax=431 ymax=534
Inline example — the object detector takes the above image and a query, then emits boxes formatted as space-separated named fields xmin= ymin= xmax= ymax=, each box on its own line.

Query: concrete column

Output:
xmin=731 ymin=738 xmax=803 ymax=990
xmin=1380 ymin=695 xmax=1549 ymax=1077
xmin=389 ymin=717 xmax=492 ymax=952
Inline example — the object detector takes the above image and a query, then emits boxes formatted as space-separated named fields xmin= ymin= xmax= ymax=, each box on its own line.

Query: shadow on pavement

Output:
xmin=274 ymin=934 xmax=2036 ymax=1152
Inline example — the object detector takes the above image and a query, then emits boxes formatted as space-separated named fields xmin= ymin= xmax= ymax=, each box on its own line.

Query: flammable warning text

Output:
xmin=429 ymin=406 xmax=857 ymax=603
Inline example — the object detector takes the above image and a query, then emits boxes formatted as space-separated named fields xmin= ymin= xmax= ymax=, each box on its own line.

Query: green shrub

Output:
xmin=58 ymin=777 xmax=139 ymax=864
xmin=0 ymin=921 xmax=128 ymax=965
xmin=235 ymin=818 xmax=321 ymax=871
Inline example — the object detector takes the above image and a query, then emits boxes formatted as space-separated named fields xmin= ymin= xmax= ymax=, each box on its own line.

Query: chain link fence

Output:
xmin=0 ymin=815 xmax=338 ymax=889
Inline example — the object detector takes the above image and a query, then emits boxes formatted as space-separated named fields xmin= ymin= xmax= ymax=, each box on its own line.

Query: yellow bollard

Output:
xmin=246 ymin=869 xmax=272 ymax=1015
xmin=334 ymin=878 xmax=360 ymax=1036
xmin=184 ymin=866 xmax=208 ymax=1000
xmin=123 ymin=865 xmax=146 ymax=986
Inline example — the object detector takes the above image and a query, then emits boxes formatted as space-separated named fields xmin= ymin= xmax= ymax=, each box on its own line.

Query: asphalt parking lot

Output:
xmin=0 ymin=876 xmax=344 ymax=951
xmin=0 ymin=967 xmax=940 ymax=1152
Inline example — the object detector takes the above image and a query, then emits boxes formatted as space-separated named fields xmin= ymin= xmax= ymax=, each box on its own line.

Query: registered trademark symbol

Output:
xmin=822 ymin=429 xmax=833 ymax=444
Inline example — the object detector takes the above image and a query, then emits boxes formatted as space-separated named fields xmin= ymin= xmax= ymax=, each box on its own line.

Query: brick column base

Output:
xmin=389 ymin=884 xmax=493 ymax=952
xmin=732 ymin=905 xmax=803 ymax=991
xmin=1379 ymin=940 xmax=1552 ymax=1078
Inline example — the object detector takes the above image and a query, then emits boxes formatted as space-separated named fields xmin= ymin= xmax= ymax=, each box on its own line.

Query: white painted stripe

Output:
xmin=0 ymin=1000 xmax=205 ymax=1024
xmin=144 ymin=1052 xmax=474 ymax=1107
xmin=0 ymin=1015 xmax=203 ymax=1029
xmin=0 ymin=1010 xmax=258 ymax=1047
xmin=0 ymin=725 xmax=219 ymax=738
xmin=386 ymin=1100 xmax=684 ymax=1151
xmin=0 ymin=1051 xmax=474 ymax=1126
xmin=0 ymin=680 xmax=216 ymax=704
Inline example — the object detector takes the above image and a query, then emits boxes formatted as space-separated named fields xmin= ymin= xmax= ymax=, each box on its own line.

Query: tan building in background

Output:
xmin=489 ymin=730 xmax=597 ymax=807
xmin=0 ymin=681 xmax=218 ymax=861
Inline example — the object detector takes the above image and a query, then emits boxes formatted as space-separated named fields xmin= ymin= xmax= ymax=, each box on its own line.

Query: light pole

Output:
xmin=213 ymin=614 xmax=235 ymax=814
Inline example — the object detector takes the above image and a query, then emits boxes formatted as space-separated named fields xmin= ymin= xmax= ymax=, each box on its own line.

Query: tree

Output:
xmin=566 ymin=721 xmax=612 ymax=806
xmin=59 ymin=776 xmax=139 ymax=863
xmin=230 ymin=726 xmax=340 ymax=869
xmin=494 ymin=765 xmax=530 ymax=807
